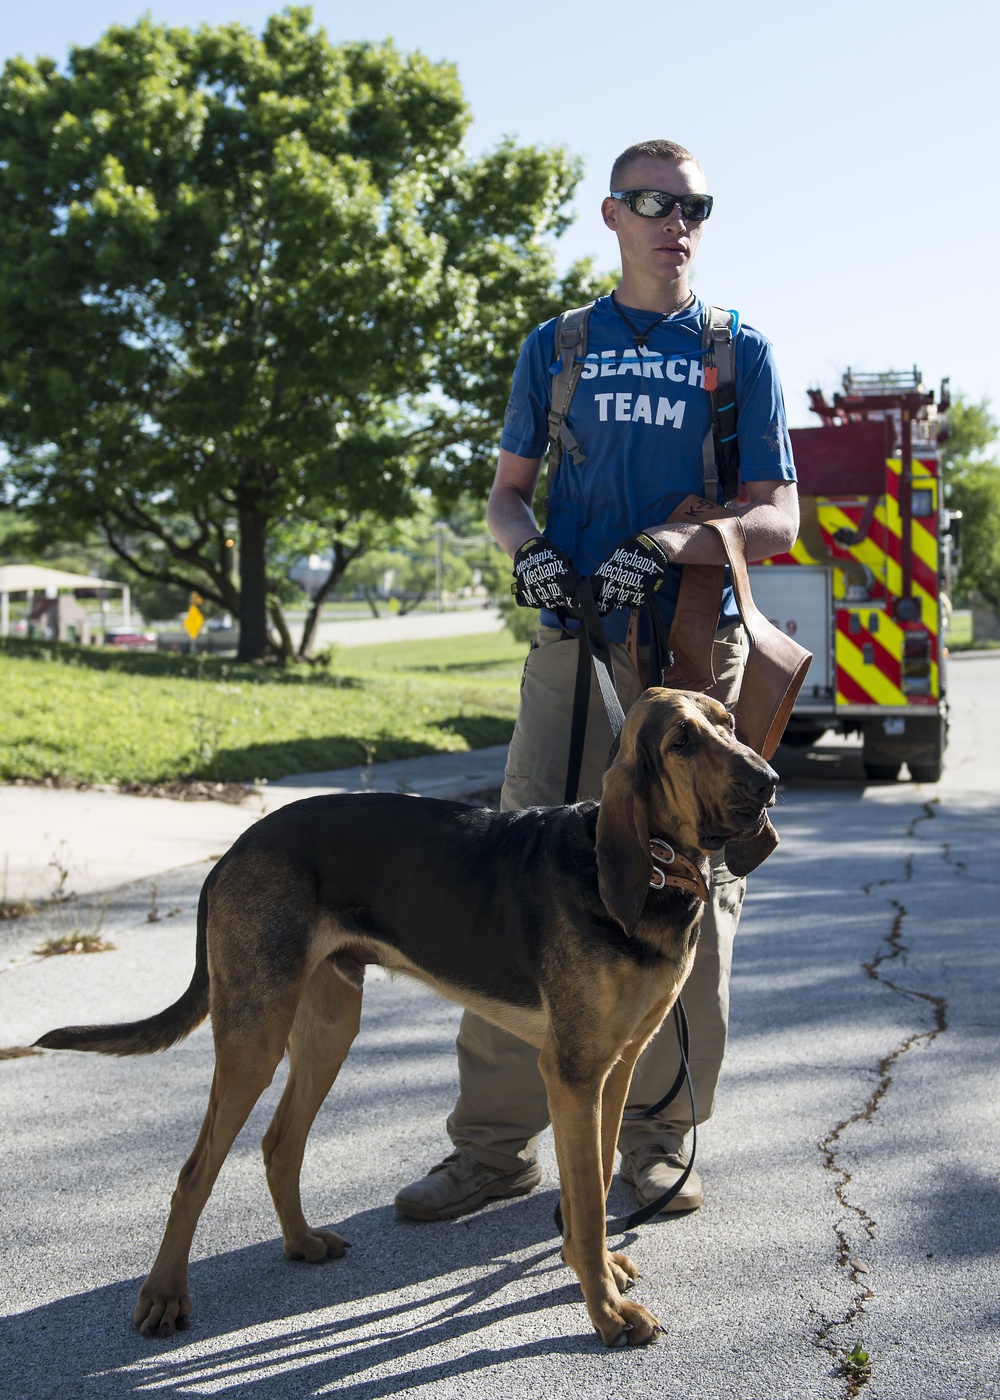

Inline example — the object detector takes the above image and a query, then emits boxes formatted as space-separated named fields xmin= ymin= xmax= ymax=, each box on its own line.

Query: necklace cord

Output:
xmin=610 ymin=291 xmax=696 ymax=349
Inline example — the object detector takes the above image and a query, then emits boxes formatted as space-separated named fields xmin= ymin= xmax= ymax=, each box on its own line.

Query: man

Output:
xmin=395 ymin=138 xmax=799 ymax=1220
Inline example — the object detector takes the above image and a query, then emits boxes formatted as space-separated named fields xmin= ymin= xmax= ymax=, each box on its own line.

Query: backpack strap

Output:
xmin=545 ymin=302 xmax=594 ymax=504
xmin=701 ymin=306 xmax=740 ymax=503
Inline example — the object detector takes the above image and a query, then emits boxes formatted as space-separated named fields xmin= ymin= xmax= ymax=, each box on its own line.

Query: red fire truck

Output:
xmin=750 ymin=369 xmax=955 ymax=781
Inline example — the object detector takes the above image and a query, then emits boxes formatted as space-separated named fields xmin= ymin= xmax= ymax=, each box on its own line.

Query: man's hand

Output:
xmin=511 ymin=537 xmax=580 ymax=610
xmin=591 ymin=533 xmax=671 ymax=614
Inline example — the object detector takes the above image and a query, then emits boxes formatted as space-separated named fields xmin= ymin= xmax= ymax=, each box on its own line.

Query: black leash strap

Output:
xmin=563 ymin=579 xmax=626 ymax=805
xmin=554 ymin=585 xmax=700 ymax=1235
xmin=620 ymin=998 xmax=690 ymax=1124
xmin=613 ymin=998 xmax=698 ymax=1230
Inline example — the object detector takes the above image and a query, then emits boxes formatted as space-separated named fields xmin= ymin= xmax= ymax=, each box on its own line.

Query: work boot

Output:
xmin=394 ymin=1149 xmax=541 ymax=1221
xmin=619 ymin=1144 xmax=704 ymax=1213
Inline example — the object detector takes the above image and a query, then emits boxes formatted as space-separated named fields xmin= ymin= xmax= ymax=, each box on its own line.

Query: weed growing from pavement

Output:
xmin=840 ymin=1340 xmax=872 ymax=1393
xmin=30 ymin=860 xmax=113 ymax=956
xmin=0 ymin=900 xmax=36 ymax=920
xmin=34 ymin=932 xmax=116 ymax=957
xmin=1 ymin=833 xmax=116 ymax=957
xmin=45 ymin=840 xmax=75 ymax=903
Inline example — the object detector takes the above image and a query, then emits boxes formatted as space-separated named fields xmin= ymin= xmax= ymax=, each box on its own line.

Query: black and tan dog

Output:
xmin=37 ymin=688 xmax=779 ymax=1347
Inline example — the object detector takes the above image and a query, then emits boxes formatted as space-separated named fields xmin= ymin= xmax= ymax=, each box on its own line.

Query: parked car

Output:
xmin=103 ymin=629 xmax=157 ymax=650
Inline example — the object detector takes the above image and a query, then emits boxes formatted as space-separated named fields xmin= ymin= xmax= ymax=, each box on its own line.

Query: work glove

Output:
xmin=591 ymin=532 xmax=671 ymax=614
xmin=511 ymin=537 xmax=580 ymax=611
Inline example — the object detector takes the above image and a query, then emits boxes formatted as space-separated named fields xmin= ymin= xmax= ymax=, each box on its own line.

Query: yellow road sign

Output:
xmin=183 ymin=604 xmax=204 ymax=640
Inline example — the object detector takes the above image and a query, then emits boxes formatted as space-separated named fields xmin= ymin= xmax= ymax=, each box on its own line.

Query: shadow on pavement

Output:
xmin=1 ymin=1192 xmax=601 ymax=1399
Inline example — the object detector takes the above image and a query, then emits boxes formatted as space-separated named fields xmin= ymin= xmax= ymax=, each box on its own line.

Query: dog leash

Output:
xmin=563 ymin=580 xmax=675 ymax=806
xmin=563 ymin=577 xmax=625 ymax=805
xmin=615 ymin=999 xmax=699 ymax=1229
xmin=554 ymin=580 xmax=701 ymax=1235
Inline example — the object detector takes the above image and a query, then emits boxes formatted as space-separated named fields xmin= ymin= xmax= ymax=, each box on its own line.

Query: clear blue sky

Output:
xmin=3 ymin=0 xmax=996 ymax=427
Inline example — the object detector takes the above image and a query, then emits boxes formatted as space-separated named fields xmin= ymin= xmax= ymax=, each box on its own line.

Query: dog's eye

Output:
xmin=672 ymin=724 xmax=690 ymax=750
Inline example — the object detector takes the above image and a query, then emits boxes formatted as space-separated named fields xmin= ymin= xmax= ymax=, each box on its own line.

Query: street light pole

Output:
xmin=434 ymin=524 xmax=444 ymax=613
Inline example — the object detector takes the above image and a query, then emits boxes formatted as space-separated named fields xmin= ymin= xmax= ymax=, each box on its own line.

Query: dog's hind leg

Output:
xmin=133 ymin=1012 xmax=295 ymax=1338
xmin=261 ymin=960 xmax=363 ymax=1263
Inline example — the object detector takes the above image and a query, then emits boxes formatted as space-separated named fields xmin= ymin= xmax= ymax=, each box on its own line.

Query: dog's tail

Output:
xmin=34 ymin=882 xmax=212 ymax=1056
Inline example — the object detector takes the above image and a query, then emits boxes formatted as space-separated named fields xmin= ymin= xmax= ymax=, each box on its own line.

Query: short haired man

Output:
xmin=395 ymin=139 xmax=799 ymax=1220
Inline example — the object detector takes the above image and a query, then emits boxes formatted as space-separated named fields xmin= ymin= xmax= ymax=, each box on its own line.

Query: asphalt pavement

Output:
xmin=1 ymin=654 xmax=998 ymax=1399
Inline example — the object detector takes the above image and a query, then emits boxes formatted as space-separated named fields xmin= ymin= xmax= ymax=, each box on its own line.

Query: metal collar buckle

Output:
xmin=648 ymin=839 xmax=676 ymax=889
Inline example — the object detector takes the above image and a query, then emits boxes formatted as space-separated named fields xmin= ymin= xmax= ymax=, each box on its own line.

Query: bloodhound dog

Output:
xmin=36 ymin=687 xmax=779 ymax=1347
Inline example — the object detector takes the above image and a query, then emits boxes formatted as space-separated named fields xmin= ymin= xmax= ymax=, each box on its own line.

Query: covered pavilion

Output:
xmin=0 ymin=564 xmax=131 ymax=637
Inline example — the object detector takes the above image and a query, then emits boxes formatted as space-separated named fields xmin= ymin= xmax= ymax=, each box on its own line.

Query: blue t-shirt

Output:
xmin=500 ymin=295 xmax=796 ymax=642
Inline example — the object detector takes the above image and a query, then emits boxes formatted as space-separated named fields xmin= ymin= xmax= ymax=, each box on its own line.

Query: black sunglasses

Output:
xmin=611 ymin=189 xmax=714 ymax=222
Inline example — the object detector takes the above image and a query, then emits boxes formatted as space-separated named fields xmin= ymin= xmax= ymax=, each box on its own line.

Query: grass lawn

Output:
xmin=0 ymin=632 xmax=527 ymax=787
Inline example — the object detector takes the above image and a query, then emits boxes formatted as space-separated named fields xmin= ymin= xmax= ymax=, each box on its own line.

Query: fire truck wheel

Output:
xmin=863 ymin=759 xmax=902 ymax=781
xmin=908 ymin=758 xmax=943 ymax=783
xmin=777 ymin=724 xmax=827 ymax=748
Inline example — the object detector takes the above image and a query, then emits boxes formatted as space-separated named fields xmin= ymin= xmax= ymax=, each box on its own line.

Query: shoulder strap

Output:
xmin=701 ymin=306 xmax=740 ymax=503
xmin=545 ymin=302 xmax=594 ymax=504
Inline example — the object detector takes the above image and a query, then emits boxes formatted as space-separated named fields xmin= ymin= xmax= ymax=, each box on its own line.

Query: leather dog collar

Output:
xmin=648 ymin=838 xmax=710 ymax=903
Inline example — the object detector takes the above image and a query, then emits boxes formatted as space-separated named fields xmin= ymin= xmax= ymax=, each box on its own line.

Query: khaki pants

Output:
xmin=446 ymin=622 xmax=748 ymax=1171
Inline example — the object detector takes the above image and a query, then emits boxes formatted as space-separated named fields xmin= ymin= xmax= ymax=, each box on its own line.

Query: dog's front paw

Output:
xmin=593 ymin=1297 xmax=663 ymax=1347
xmin=617 ymin=1298 xmax=662 ymax=1345
xmin=133 ymin=1278 xmax=192 ymax=1338
xmin=283 ymin=1227 xmax=346 ymax=1263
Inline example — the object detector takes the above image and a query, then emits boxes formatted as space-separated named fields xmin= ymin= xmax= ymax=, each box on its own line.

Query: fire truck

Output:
xmin=749 ymin=369 xmax=955 ymax=782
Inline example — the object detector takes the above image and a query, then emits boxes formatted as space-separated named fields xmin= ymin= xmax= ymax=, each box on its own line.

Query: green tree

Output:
xmin=941 ymin=398 xmax=1000 ymax=612
xmin=0 ymin=8 xmax=604 ymax=660
xmin=330 ymin=500 xmax=503 ymax=616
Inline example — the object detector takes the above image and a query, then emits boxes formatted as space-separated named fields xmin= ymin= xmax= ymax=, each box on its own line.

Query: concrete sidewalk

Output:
xmin=0 ymin=747 xmax=509 ymax=908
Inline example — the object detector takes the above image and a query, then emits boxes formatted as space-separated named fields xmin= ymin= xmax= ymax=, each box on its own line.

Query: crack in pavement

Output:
xmin=813 ymin=800 xmax=949 ymax=1396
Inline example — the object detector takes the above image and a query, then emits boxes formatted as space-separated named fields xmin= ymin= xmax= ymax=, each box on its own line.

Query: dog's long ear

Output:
xmin=596 ymin=752 xmax=652 ymax=937
xmin=725 ymin=815 xmax=779 ymax=876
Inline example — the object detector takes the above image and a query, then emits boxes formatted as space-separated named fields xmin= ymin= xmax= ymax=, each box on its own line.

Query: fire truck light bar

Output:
xmin=842 ymin=367 xmax=925 ymax=396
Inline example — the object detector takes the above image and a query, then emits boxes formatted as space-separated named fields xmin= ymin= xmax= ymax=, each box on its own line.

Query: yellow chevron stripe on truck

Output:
xmin=835 ymin=629 xmax=906 ymax=706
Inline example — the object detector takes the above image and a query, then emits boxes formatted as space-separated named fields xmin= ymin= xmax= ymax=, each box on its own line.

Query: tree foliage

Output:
xmin=940 ymin=398 xmax=1000 ymax=612
xmin=337 ymin=504 xmax=489 ymax=617
xmin=0 ymin=8 xmax=607 ymax=659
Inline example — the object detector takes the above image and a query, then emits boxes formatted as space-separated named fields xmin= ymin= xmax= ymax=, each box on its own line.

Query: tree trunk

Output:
xmin=236 ymin=497 xmax=270 ymax=662
xmin=398 ymin=586 xmax=427 ymax=615
xmin=297 ymin=538 xmax=367 ymax=659
xmin=268 ymin=600 xmax=296 ymax=662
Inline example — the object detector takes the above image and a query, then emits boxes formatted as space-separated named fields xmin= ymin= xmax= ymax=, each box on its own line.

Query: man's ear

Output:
xmin=595 ymin=756 xmax=651 ymax=937
xmin=724 ymin=816 xmax=779 ymax=876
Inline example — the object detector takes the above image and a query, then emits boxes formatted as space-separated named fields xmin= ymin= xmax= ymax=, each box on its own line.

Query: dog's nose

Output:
xmin=744 ymin=764 xmax=779 ymax=802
